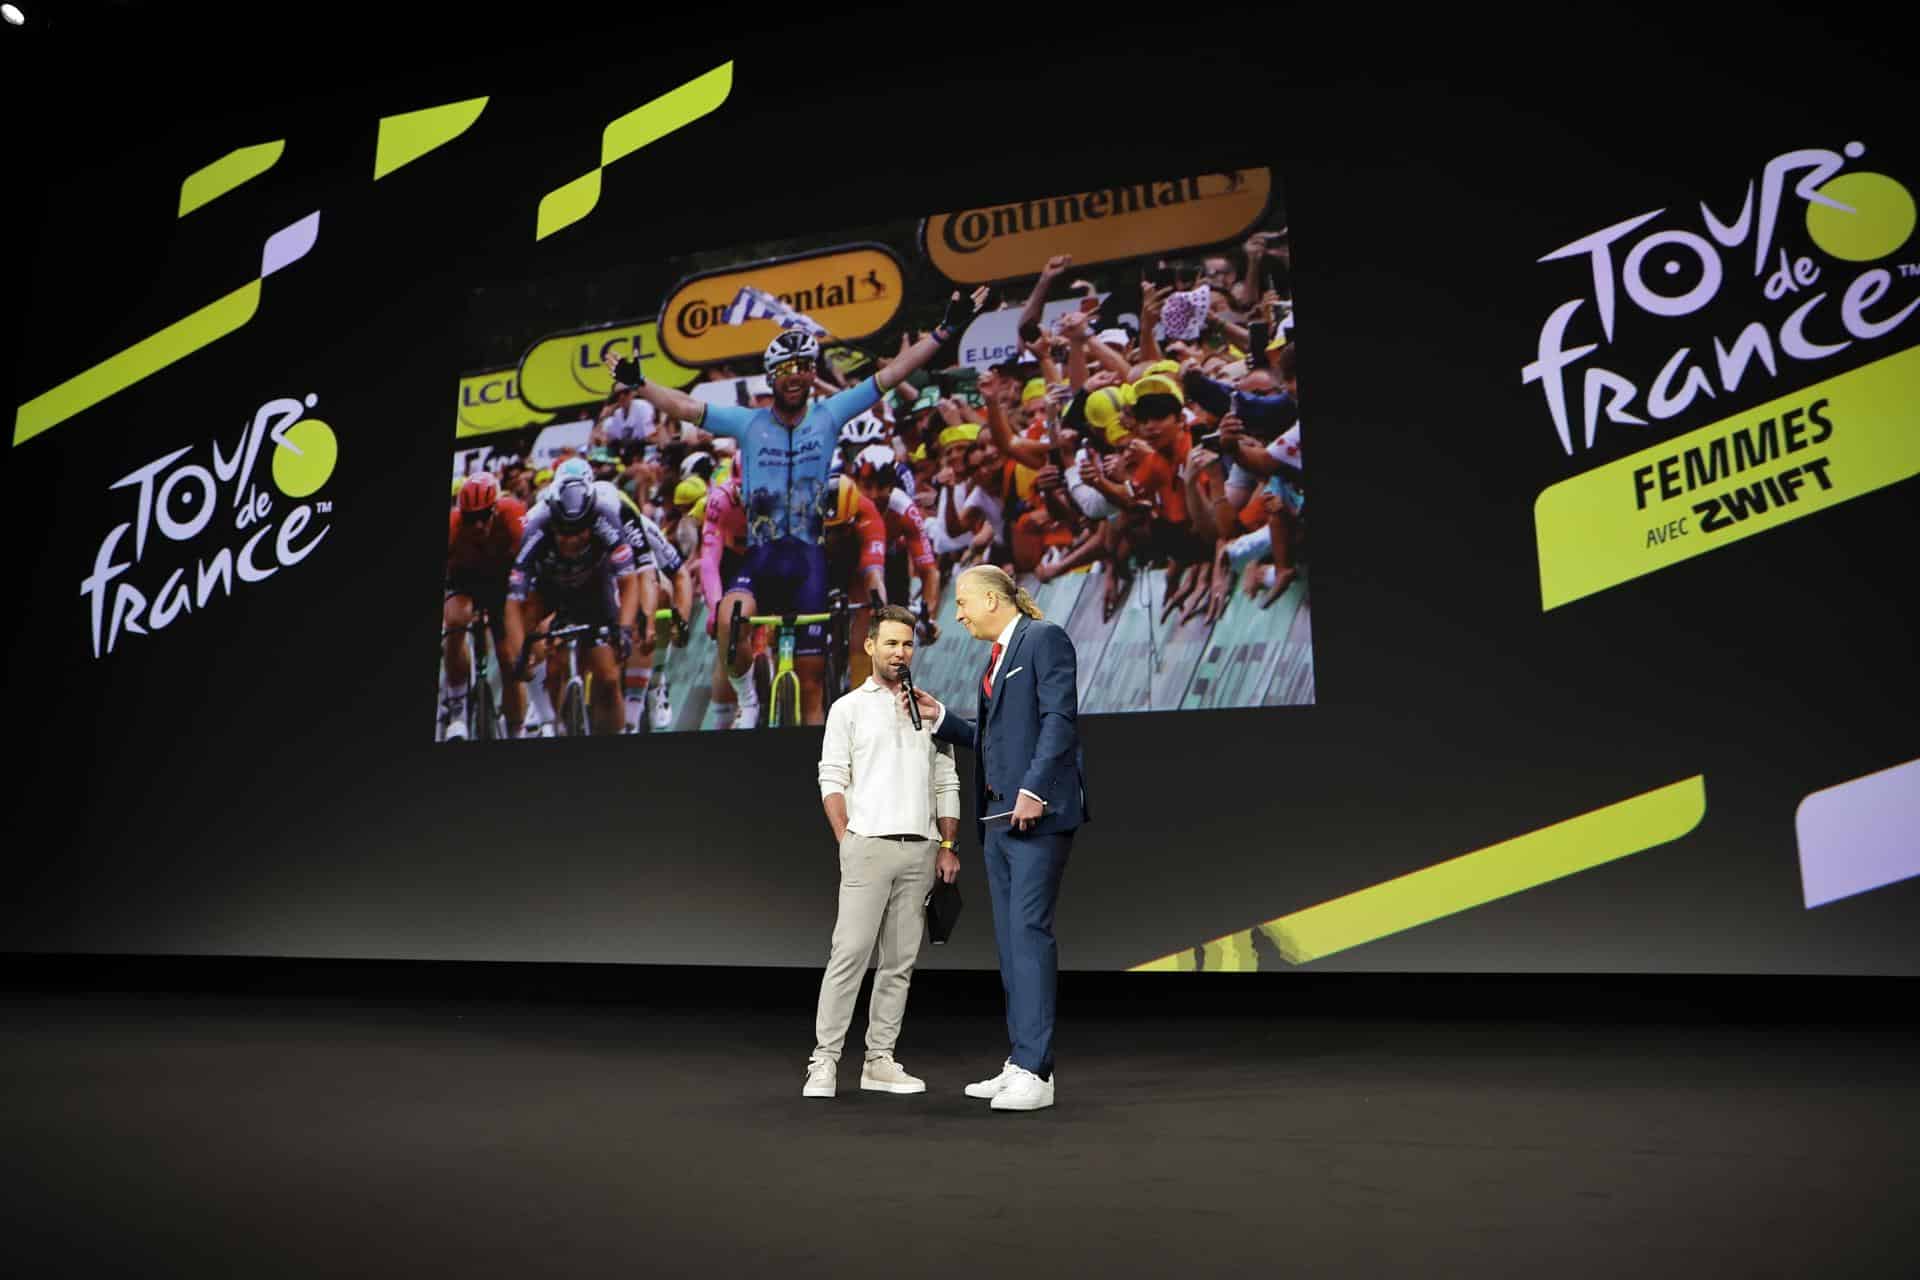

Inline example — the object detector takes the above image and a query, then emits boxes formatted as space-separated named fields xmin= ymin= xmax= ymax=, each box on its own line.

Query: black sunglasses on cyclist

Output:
xmin=769 ymin=357 xmax=816 ymax=380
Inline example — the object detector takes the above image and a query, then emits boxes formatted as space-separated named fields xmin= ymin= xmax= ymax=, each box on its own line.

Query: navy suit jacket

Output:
xmin=931 ymin=615 xmax=1091 ymax=844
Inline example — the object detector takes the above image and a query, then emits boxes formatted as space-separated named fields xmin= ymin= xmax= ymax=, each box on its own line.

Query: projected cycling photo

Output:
xmin=439 ymin=167 xmax=1311 ymax=739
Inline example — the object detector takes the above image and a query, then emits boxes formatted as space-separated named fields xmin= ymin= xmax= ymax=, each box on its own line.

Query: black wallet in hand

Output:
xmin=925 ymin=879 xmax=962 ymax=944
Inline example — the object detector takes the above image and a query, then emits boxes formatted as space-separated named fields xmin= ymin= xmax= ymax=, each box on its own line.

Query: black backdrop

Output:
xmin=2 ymin=1 xmax=1914 ymax=973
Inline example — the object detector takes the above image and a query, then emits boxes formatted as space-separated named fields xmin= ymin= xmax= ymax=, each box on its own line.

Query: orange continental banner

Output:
xmin=657 ymin=244 xmax=905 ymax=367
xmin=921 ymin=168 xmax=1274 ymax=284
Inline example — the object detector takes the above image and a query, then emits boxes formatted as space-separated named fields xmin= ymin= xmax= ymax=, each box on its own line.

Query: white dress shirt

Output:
xmin=932 ymin=613 xmax=1045 ymax=809
xmin=819 ymin=677 xmax=961 ymax=838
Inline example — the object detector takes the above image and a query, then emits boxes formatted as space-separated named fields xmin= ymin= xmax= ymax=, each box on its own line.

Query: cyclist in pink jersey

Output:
xmin=697 ymin=475 xmax=758 ymax=727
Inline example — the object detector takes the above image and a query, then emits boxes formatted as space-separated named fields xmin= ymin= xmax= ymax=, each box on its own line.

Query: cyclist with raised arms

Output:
xmin=502 ymin=471 xmax=643 ymax=737
xmin=607 ymin=287 xmax=987 ymax=725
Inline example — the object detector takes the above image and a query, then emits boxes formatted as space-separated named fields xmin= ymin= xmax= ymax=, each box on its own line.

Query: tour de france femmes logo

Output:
xmin=80 ymin=395 xmax=338 ymax=657
xmin=1525 ymin=141 xmax=1920 ymax=610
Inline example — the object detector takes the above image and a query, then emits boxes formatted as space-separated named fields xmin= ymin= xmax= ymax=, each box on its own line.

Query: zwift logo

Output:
xmin=1523 ymin=142 xmax=1919 ymax=457
xmin=80 ymin=395 xmax=338 ymax=658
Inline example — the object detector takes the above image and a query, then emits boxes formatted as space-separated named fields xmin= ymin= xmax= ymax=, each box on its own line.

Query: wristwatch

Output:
xmin=938 ymin=838 xmax=956 ymax=851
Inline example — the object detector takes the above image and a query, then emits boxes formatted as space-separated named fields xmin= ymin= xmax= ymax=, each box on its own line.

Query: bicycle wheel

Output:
xmin=750 ymin=652 xmax=773 ymax=731
xmin=563 ymin=679 xmax=589 ymax=737
xmin=473 ymin=673 xmax=498 ymax=742
xmin=769 ymin=669 xmax=800 ymax=729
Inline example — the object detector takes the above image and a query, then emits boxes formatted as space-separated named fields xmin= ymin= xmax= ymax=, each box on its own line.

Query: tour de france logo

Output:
xmin=80 ymin=395 xmax=338 ymax=658
xmin=1526 ymin=143 xmax=1920 ymax=611
xmin=1524 ymin=142 xmax=1917 ymax=459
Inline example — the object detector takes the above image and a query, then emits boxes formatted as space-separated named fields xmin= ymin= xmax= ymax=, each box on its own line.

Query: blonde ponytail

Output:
xmin=961 ymin=564 xmax=1045 ymax=621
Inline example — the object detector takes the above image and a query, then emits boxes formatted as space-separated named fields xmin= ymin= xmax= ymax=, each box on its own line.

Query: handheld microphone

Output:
xmin=898 ymin=663 xmax=923 ymax=730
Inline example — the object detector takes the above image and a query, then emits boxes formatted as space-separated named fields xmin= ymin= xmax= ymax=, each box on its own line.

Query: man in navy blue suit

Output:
xmin=905 ymin=564 xmax=1090 ymax=1112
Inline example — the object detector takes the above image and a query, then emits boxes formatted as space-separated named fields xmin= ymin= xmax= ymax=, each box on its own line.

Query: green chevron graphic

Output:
xmin=536 ymin=62 xmax=734 ymax=240
xmin=13 ymin=213 xmax=320 ymax=448
xmin=178 ymin=141 xmax=286 ymax=217
xmin=374 ymin=97 xmax=490 ymax=180
xmin=1133 ymin=775 xmax=1708 ymax=970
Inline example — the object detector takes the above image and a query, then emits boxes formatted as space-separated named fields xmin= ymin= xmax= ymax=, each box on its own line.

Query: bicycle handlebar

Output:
xmin=738 ymin=611 xmax=835 ymax=627
xmin=512 ymin=622 xmax=629 ymax=681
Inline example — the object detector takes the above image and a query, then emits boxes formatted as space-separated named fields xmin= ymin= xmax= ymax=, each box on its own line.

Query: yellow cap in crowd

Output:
xmin=1130 ymin=373 xmax=1184 ymax=405
xmin=1083 ymin=386 xmax=1127 ymax=436
xmin=674 ymin=476 xmax=709 ymax=508
xmin=910 ymin=442 xmax=928 ymax=462
xmin=1079 ymin=386 xmax=1136 ymax=445
xmin=535 ymin=467 xmax=553 ymax=487
xmin=1143 ymin=359 xmax=1181 ymax=380
xmin=937 ymin=423 xmax=981 ymax=450
xmin=1021 ymin=378 xmax=1049 ymax=405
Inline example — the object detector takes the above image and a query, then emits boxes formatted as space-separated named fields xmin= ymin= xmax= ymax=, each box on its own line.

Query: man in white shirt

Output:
xmin=808 ymin=605 xmax=963 ymax=1098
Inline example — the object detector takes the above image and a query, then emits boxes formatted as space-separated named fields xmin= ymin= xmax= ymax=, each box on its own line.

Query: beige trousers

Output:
xmin=812 ymin=832 xmax=937 ymax=1064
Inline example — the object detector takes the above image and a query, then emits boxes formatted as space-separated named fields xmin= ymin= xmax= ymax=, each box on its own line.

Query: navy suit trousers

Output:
xmin=982 ymin=823 xmax=1072 ymax=1079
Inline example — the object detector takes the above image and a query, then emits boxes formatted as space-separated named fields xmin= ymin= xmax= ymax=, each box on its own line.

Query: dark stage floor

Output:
xmin=3 ymin=969 xmax=1917 ymax=1277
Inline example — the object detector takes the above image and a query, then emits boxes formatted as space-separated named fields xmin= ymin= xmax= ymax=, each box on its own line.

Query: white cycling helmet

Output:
xmin=851 ymin=442 xmax=901 ymax=490
xmin=838 ymin=412 xmax=887 ymax=447
xmin=548 ymin=475 xmax=598 ymax=533
xmin=763 ymin=327 xmax=820 ymax=370
xmin=553 ymin=457 xmax=594 ymax=485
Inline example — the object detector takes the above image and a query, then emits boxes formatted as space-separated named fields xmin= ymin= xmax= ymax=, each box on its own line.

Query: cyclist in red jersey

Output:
xmin=849 ymin=444 xmax=943 ymax=648
xmin=444 ymin=472 xmax=528 ymax=739
xmin=815 ymin=473 xmax=897 ymax=689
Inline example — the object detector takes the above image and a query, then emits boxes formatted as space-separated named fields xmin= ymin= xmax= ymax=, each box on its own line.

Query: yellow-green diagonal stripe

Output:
xmin=537 ymin=62 xmax=736 ymax=241
xmin=1132 ymin=775 xmax=1707 ymax=971
xmin=13 ymin=279 xmax=262 ymax=447
xmin=178 ymin=141 xmax=285 ymax=218
xmin=536 ymin=170 xmax=603 ymax=242
xmin=601 ymin=62 xmax=733 ymax=165
xmin=375 ymin=97 xmax=490 ymax=180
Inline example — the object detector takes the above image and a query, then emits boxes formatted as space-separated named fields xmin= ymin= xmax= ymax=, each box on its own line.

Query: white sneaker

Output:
xmin=734 ymin=696 xmax=760 ymax=729
xmin=964 ymin=1059 xmax=1015 ymax=1099
xmin=859 ymin=1054 xmax=926 ymax=1095
xmin=649 ymin=674 xmax=672 ymax=731
xmin=442 ymin=711 xmax=467 ymax=741
xmin=802 ymin=1057 xmax=836 ymax=1098
xmin=989 ymin=1065 xmax=1054 ymax=1111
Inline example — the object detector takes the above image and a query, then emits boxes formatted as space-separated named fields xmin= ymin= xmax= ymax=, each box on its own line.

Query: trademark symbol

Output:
xmin=316 ymin=501 xmax=333 ymax=514
xmin=1899 ymin=263 xmax=1920 ymax=278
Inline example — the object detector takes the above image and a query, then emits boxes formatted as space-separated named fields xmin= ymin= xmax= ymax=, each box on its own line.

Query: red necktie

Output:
xmin=982 ymin=641 xmax=1003 ymax=699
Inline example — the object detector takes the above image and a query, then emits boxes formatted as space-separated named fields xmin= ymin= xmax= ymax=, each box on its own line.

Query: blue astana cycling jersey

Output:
xmin=701 ymin=379 xmax=881 ymax=548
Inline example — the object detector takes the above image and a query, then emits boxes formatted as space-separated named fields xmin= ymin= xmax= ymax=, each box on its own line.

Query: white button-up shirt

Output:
xmin=819 ymin=677 xmax=962 ymax=838
xmin=932 ymin=612 xmax=1044 ymax=809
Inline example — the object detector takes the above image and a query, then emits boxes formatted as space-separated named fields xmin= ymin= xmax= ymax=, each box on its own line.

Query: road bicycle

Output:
xmin=513 ymin=608 xmax=683 ymax=738
xmin=438 ymin=606 xmax=502 ymax=742
xmin=514 ymin=621 xmax=625 ymax=738
xmin=726 ymin=590 xmax=877 ymax=729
